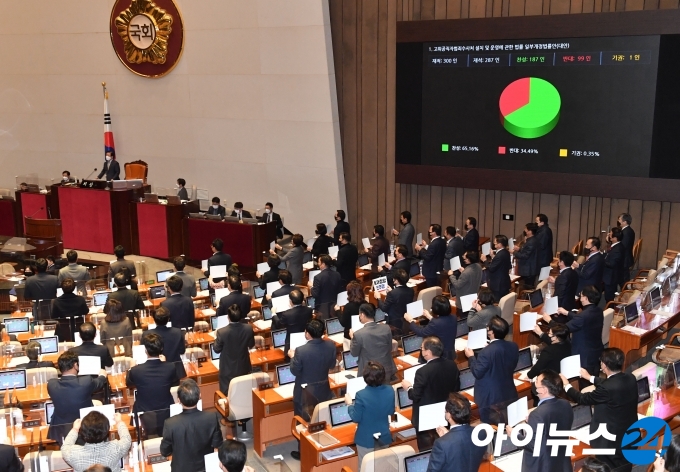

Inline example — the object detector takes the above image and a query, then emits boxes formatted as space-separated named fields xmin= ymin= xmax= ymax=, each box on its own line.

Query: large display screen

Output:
xmin=396 ymin=34 xmax=680 ymax=179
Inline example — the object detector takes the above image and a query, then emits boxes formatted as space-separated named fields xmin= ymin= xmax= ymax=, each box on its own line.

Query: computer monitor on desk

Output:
xmin=242 ymin=218 xmax=259 ymax=224
xmin=188 ymin=213 xmax=205 ymax=219
xmin=222 ymin=216 xmax=240 ymax=223
xmin=205 ymin=214 xmax=223 ymax=221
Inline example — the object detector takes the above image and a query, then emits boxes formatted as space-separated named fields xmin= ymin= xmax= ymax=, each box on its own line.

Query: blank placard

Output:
xmin=450 ymin=256 xmax=461 ymax=271
xmin=351 ymin=315 xmax=364 ymax=332
xmin=418 ymin=401 xmax=447 ymax=431
xmin=459 ymin=294 xmax=477 ymax=313
xmin=337 ymin=291 xmax=349 ymax=307
xmin=404 ymin=364 xmax=425 ymax=385
xmin=482 ymin=242 xmax=491 ymax=255
xmin=347 ymin=376 xmax=367 ymax=399
xmin=78 ymin=356 xmax=101 ymax=376
xmin=507 ymin=397 xmax=528 ymax=427
xmin=406 ymin=300 xmax=423 ymax=318
xmin=290 ymin=332 xmax=308 ymax=352
xmin=257 ymin=262 xmax=270 ymax=274
xmin=560 ymin=354 xmax=581 ymax=379
xmin=211 ymin=265 xmax=227 ymax=278
xmin=272 ymin=296 xmax=290 ymax=313
xmin=519 ymin=312 xmax=538 ymax=333
xmin=308 ymin=270 xmax=321 ymax=284
xmin=362 ymin=238 xmax=371 ymax=250
xmin=467 ymin=329 xmax=488 ymax=350
xmin=538 ymin=266 xmax=551 ymax=281
xmin=543 ymin=297 xmax=559 ymax=315
xmin=378 ymin=254 xmax=386 ymax=267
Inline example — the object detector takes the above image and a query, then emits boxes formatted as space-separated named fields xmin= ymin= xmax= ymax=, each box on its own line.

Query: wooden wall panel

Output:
xmin=329 ymin=0 xmax=680 ymax=271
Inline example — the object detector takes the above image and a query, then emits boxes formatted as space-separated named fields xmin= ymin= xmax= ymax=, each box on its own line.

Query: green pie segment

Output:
xmin=500 ymin=77 xmax=561 ymax=139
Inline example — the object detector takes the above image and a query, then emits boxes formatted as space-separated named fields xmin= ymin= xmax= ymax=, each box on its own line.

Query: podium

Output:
xmin=25 ymin=218 xmax=62 ymax=241
xmin=15 ymin=190 xmax=49 ymax=234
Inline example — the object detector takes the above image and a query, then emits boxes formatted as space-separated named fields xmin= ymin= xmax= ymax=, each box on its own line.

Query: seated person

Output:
xmin=467 ymin=287 xmax=501 ymax=331
xmin=61 ymin=170 xmax=75 ymax=184
xmin=16 ymin=340 xmax=55 ymax=369
xmin=218 ymin=439 xmax=255 ymax=472
xmin=69 ymin=322 xmax=114 ymax=368
xmin=207 ymin=197 xmax=226 ymax=218
xmin=230 ymin=201 xmax=252 ymax=219
xmin=100 ymin=299 xmax=132 ymax=358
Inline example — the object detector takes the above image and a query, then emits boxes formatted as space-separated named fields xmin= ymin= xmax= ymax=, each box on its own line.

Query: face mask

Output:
xmin=265 ymin=209 xmax=271 ymax=214
xmin=62 ymin=176 xmax=69 ymax=181
xmin=105 ymin=155 xmax=111 ymax=161
xmin=584 ymin=246 xmax=592 ymax=255
xmin=212 ymin=205 xmax=218 ymax=209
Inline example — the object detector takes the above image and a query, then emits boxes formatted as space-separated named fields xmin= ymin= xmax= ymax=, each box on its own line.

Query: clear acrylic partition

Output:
xmin=301 ymin=380 xmax=337 ymax=424
xmin=16 ymin=174 xmax=38 ymax=190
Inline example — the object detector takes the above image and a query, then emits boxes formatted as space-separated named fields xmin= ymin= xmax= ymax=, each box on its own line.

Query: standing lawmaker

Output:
xmin=618 ymin=213 xmax=635 ymax=281
xmin=392 ymin=211 xmax=415 ymax=257
xmin=415 ymin=224 xmax=446 ymax=288
xmin=97 ymin=151 xmax=120 ymax=180
xmin=481 ymin=235 xmax=512 ymax=302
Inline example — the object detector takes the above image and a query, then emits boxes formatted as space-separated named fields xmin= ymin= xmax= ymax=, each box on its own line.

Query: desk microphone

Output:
xmin=26 ymin=207 xmax=44 ymax=219
xmin=83 ymin=168 xmax=98 ymax=181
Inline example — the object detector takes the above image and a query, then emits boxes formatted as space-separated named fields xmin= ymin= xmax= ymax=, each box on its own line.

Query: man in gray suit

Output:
xmin=350 ymin=303 xmax=396 ymax=383
xmin=108 ymin=245 xmax=136 ymax=284
xmin=448 ymin=251 xmax=483 ymax=313
xmin=58 ymin=250 xmax=91 ymax=288
xmin=392 ymin=210 xmax=415 ymax=257
xmin=172 ymin=256 xmax=196 ymax=298
xmin=443 ymin=226 xmax=464 ymax=271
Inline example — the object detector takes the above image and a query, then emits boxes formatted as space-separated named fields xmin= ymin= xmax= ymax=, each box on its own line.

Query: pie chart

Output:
xmin=499 ymin=77 xmax=561 ymax=139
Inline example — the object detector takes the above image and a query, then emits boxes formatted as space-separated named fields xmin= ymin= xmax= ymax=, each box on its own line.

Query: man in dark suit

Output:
xmin=375 ymin=269 xmax=414 ymax=333
xmin=126 ymin=333 xmax=182 ymax=437
xmin=51 ymin=277 xmax=88 ymax=341
xmin=230 ymin=201 xmax=252 ymax=220
xmin=465 ymin=316 xmax=519 ymax=423
xmin=24 ymin=258 xmax=58 ymax=300
xmin=16 ymin=340 xmax=55 ymax=369
xmin=379 ymin=244 xmax=411 ymax=287
xmin=172 ymin=255 xmax=196 ymax=298
xmin=508 ymin=370 xmax=573 ymax=472
xmin=365 ymin=225 xmax=390 ymax=268
xmin=176 ymin=178 xmax=189 ymax=200
xmin=147 ymin=307 xmax=186 ymax=363
xmin=160 ymin=275 xmax=195 ymax=329
xmin=272 ymin=289 xmax=313 ymax=355
xmin=401 ymin=336 xmax=460 ymax=450
xmin=443 ymin=226 xmax=464 ymax=271
xmin=463 ymin=217 xmax=479 ymax=253
xmin=160 ymin=379 xmax=223 ymax=472
xmin=528 ymin=324 xmax=572 ymax=383
xmin=335 ymin=232 xmax=359 ymax=285
xmin=213 ymin=305 xmax=255 ymax=393
xmin=204 ymin=238 xmax=232 ymax=281
xmin=267 ymin=270 xmax=295 ymax=304
xmin=332 ymin=209 xmax=350 ymax=245
xmin=107 ymin=245 xmax=137 ymax=284
xmin=561 ymin=348 xmax=638 ymax=472
xmin=289 ymin=319 xmax=337 ymax=459
xmin=548 ymin=251 xmax=579 ymax=312
xmin=108 ymin=272 xmax=145 ymax=326
xmin=415 ymin=224 xmax=446 ymax=288
xmin=309 ymin=255 xmax=343 ymax=320
xmin=481 ymin=235 xmax=512 ymax=303
xmin=426 ymin=393 xmax=486 ymax=472
xmin=207 ymin=197 xmax=226 ymax=218
xmin=535 ymin=213 xmax=554 ymax=268
xmin=618 ymin=213 xmax=635 ymax=282
xmin=573 ymin=236 xmax=605 ymax=294
xmin=69 ymin=322 xmax=114 ymax=368
xmin=552 ymin=285 xmax=604 ymax=376
xmin=47 ymin=350 xmax=107 ymax=444
xmin=258 ymin=202 xmax=284 ymax=239
xmin=350 ymin=303 xmax=397 ymax=383
xmin=512 ymin=222 xmax=539 ymax=290
xmin=603 ymin=227 xmax=625 ymax=302
xmin=0 ymin=443 xmax=23 ymax=472
xmin=46 ymin=255 xmax=58 ymax=274
xmin=97 ymin=152 xmax=120 ymax=180
xmin=216 ymin=275 xmax=252 ymax=321
xmin=257 ymin=254 xmax=281 ymax=294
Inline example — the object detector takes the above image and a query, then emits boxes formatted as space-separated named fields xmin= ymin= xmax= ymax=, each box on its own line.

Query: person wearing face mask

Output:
xmin=572 ymin=236 xmax=604 ymax=294
xmin=311 ymin=223 xmax=333 ymax=258
xmin=176 ymin=178 xmax=188 ymax=200
xmin=480 ymin=235 xmax=512 ymax=302
xmin=511 ymin=222 xmax=539 ymax=290
xmin=415 ymin=224 xmax=446 ymax=288
xmin=61 ymin=170 xmax=75 ymax=184
xmin=230 ymin=201 xmax=252 ymax=220
xmin=258 ymin=202 xmax=284 ymax=239
xmin=463 ymin=217 xmax=479 ymax=253
xmin=365 ymin=225 xmax=390 ymax=268
xmin=332 ymin=209 xmax=350 ymax=245
xmin=97 ymin=151 xmax=120 ymax=180
xmin=207 ymin=197 xmax=226 ymax=219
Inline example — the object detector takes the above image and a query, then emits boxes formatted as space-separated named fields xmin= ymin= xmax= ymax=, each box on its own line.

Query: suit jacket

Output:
xmin=419 ymin=237 xmax=446 ymax=279
xmin=258 ymin=268 xmax=280 ymax=292
xmin=486 ymin=249 xmax=512 ymax=300
xmin=350 ymin=322 xmax=397 ymax=382
xmin=16 ymin=360 xmax=55 ymax=369
xmin=514 ymin=236 xmax=538 ymax=277
xmin=271 ymin=284 xmax=295 ymax=301
xmin=566 ymin=304 xmax=604 ymax=371
xmin=259 ymin=211 xmax=284 ymax=239
xmin=336 ymin=243 xmax=359 ymax=284
xmin=443 ymin=237 xmax=465 ymax=271
xmin=339 ymin=301 xmax=360 ymax=339
xmin=377 ymin=285 xmax=414 ymax=328
xmin=108 ymin=287 xmax=145 ymax=312
xmin=97 ymin=159 xmax=120 ymax=180
xmin=467 ymin=305 xmax=501 ymax=331
xmin=408 ymin=357 xmax=460 ymax=432
xmin=555 ymin=267 xmax=579 ymax=311
xmin=213 ymin=322 xmax=255 ymax=393
xmin=348 ymin=384 xmax=395 ymax=448
xmin=576 ymin=252 xmax=605 ymax=293
xmin=58 ymin=263 xmax=91 ymax=285
xmin=24 ymin=273 xmax=58 ymax=300
xmin=108 ymin=258 xmax=136 ymax=282
xmin=47 ymin=374 xmax=107 ymax=428
xmin=273 ymin=305 xmax=313 ymax=352
xmin=468 ymin=340 xmax=519 ymax=419
xmin=385 ymin=258 xmax=411 ymax=287
xmin=427 ymin=424 xmax=486 ymax=472
xmin=397 ymin=223 xmax=415 ymax=257
xmin=311 ymin=234 xmax=333 ymax=258
xmin=126 ymin=358 xmax=180 ymax=413
xmin=204 ymin=251 xmax=232 ymax=279
xmin=332 ymin=220 xmax=351 ymax=244
xmin=177 ymin=186 xmax=189 ymax=200
xmin=160 ymin=408 xmax=223 ymax=472
xmin=290 ymin=338 xmax=336 ymax=416
xmin=51 ymin=292 xmax=89 ymax=319
xmin=526 ymin=333 xmax=572 ymax=379
xmin=280 ymin=245 xmax=304 ymax=285
xmin=522 ymin=397 xmax=573 ymax=472
xmin=449 ymin=263 xmax=483 ymax=312
xmin=174 ymin=271 xmax=197 ymax=298
xmin=535 ymin=224 xmax=554 ymax=268
xmin=100 ymin=319 xmax=133 ymax=358
xmin=621 ymin=225 xmax=635 ymax=270
xmin=69 ymin=341 xmax=114 ymax=368
xmin=565 ymin=372 xmax=638 ymax=464
xmin=603 ymin=243 xmax=625 ymax=286
xmin=0 ymin=444 xmax=23 ymax=472
xmin=311 ymin=268 xmax=343 ymax=305
xmin=160 ymin=294 xmax=196 ymax=329
xmin=463 ymin=228 xmax=479 ymax=252
xmin=230 ymin=209 xmax=253 ymax=219
xmin=216 ymin=291 xmax=251 ymax=320
xmin=369 ymin=236 xmax=390 ymax=266
xmin=410 ymin=314 xmax=458 ymax=357
xmin=147 ymin=325 xmax=186 ymax=363
xmin=207 ymin=205 xmax=226 ymax=218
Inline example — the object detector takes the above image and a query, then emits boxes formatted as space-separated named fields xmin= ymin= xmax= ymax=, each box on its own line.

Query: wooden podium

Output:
xmin=24 ymin=218 xmax=62 ymax=241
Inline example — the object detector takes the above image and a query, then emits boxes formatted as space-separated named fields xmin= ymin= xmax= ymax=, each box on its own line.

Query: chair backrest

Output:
xmin=632 ymin=239 xmax=643 ymax=269
xmin=658 ymin=258 xmax=670 ymax=272
xmin=0 ymin=188 xmax=11 ymax=196
xmin=58 ymin=341 xmax=76 ymax=352
xmin=185 ymin=346 xmax=205 ymax=359
xmin=632 ymin=362 xmax=657 ymax=380
xmin=645 ymin=270 xmax=657 ymax=287
xmin=124 ymin=160 xmax=149 ymax=183
xmin=194 ymin=320 xmax=209 ymax=332
xmin=23 ymin=451 xmax=71 ymax=471
xmin=0 ymin=262 xmax=15 ymax=275
xmin=499 ymin=292 xmax=516 ymax=326
xmin=601 ymin=308 xmax=615 ymax=346
xmin=360 ymin=445 xmax=416 ymax=472
xmin=227 ymin=372 xmax=270 ymax=421
xmin=416 ymin=286 xmax=442 ymax=310
xmin=571 ymin=240 xmax=584 ymax=257
xmin=111 ymin=356 xmax=135 ymax=373
xmin=26 ymin=367 xmax=58 ymax=385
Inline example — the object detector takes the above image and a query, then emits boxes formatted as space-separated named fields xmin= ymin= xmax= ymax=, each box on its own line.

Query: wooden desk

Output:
xmin=131 ymin=201 xmax=186 ymax=260
xmin=511 ymin=304 xmax=544 ymax=350
xmin=487 ymin=443 xmax=588 ymax=472
xmin=252 ymin=386 xmax=295 ymax=456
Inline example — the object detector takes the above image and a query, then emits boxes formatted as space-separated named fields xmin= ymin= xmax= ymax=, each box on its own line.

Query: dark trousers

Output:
xmin=604 ymin=283 xmax=618 ymax=302
xmin=425 ymin=276 xmax=439 ymax=288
